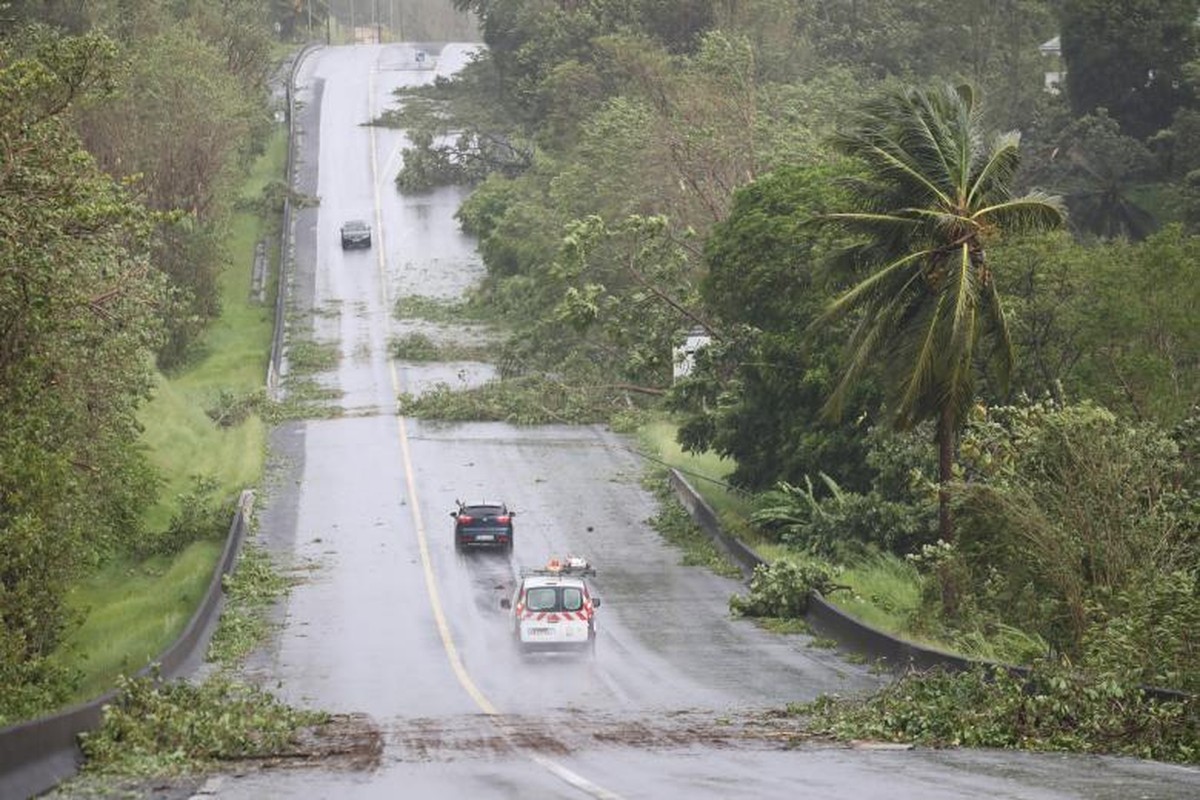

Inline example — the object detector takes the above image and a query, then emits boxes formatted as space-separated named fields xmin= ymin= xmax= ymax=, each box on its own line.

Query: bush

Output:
xmin=80 ymin=672 xmax=325 ymax=775
xmin=751 ymin=476 xmax=937 ymax=559
xmin=140 ymin=475 xmax=230 ymax=557
xmin=951 ymin=400 xmax=1194 ymax=656
xmin=800 ymin=661 xmax=1199 ymax=763
xmin=205 ymin=389 xmax=262 ymax=428
xmin=1083 ymin=569 xmax=1200 ymax=694
xmin=0 ymin=646 xmax=79 ymax=726
xmin=730 ymin=560 xmax=836 ymax=618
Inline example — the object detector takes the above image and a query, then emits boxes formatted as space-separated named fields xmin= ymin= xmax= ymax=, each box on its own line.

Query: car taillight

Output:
xmin=457 ymin=514 xmax=474 ymax=524
xmin=494 ymin=515 xmax=510 ymax=524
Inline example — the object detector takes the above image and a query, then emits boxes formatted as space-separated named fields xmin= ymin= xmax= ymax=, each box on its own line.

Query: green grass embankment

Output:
xmin=50 ymin=130 xmax=287 ymax=704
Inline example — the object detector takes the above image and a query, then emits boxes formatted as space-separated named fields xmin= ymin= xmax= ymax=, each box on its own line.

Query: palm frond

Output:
xmin=949 ymin=243 xmax=978 ymax=359
xmin=832 ymin=131 xmax=955 ymax=208
xmin=905 ymin=207 xmax=973 ymax=233
xmin=896 ymin=293 xmax=947 ymax=425
xmin=944 ymin=297 xmax=978 ymax=427
xmin=814 ymin=247 xmax=933 ymax=327
xmin=966 ymin=132 xmax=1022 ymax=207
xmin=972 ymin=194 xmax=1065 ymax=232
xmin=823 ymin=311 xmax=888 ymax=420
xmin=821 ymin=211 xmax=919 ymax=228
xmin=899 ymin=90 xmax=957 ymax=195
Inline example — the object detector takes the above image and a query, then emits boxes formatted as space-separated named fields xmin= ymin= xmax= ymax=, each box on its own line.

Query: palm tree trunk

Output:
xmin=937 ymin=403 xmax=960 ymax=616
xmin=938 ymin=402 xmax=955 ymax=543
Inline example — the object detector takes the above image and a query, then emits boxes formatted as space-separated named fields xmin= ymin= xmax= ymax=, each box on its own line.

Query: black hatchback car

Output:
xmin=340 ymin=219 xmax=372 ymax=249
xmin=451 ymin=501 xmax=514 ymax=552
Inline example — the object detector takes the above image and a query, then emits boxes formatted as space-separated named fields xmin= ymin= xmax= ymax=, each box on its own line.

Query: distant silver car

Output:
xmin=340 ymin=219 xmax=371 ymax=249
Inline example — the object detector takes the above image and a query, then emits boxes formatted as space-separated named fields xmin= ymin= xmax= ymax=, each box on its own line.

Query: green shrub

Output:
xmin=0 ymin=648 xmax=79 ymax=726
xmin=140 ymin=475 xmax=229 ymax=557
xmin=80 ymin=672 xmax=326 ymax=775
xmin=204 ymin=388 xmax=262 ymax=428
xmin=952 ymin=400 xmax=1194 ymax=656
xmin=1083 ymin=569 xmax=1200 ymax=694
xmin=751 ymin=476 xmax=937 ymax=558
xmin=799 ymin=661 xmax=1199 ymax=763
xmin=730 ymin=560 xmax=835 ymax=618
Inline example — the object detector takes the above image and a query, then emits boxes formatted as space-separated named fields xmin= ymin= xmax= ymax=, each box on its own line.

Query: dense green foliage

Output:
xmin=1 ymin=0 xmax=1194 ymax=765
xmin=1057 ymin=0 xmax=1199 ymax=139
xmin=392 ymin=0 xmax=1199 ymax=716
xmin=79 ymin=672 xmax=326 ymax=775
xmin=801 ymin=663 xmax=1198 ymax=763
xmin=1 ymin=5 xmax=277 ymax=723
xmin=671 ymin=163 xmax=879 ymax=492
xmin=997 ymin=227 xmax=1200 ymax=424
xmin=752 ymin=472 xmax=937 ymax=560
xmin=0 ymin=30 xmax=169 ymax=720
xmin=950 ymin=401 xmax=1197 ymax=660
xmin=73 ymin=4 xmax=275 ymax=368
xmin=1022 ymin=110 xmax=1159 ymax=240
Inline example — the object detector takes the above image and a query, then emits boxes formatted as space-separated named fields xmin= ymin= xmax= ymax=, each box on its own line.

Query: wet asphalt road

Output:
xmin=191 ymin=44 xmax=1199 ymax=800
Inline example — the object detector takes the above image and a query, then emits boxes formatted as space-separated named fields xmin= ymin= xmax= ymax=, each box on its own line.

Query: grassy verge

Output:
xmin=637 ymin=419 xmax=754 ymax=520
xmin=51 ymin=128 xmax=286 ymax=704
xmin=51 ymin=542 xmax=224 ymax=702
xmin=828 ymin=552 xmax=923 ymax=636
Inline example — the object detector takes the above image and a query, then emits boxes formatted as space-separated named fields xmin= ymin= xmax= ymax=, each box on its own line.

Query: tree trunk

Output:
xmin=937 ymin=403 xmax=955 ymax=543
xmin=937 ymin=403 xmax=959 ymax=616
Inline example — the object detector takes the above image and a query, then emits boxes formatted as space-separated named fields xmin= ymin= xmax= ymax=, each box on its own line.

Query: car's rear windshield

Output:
xmin=525 ymin=586 xmax=584 ymax=613
xmin=464 ymin=505 xmax=505 ymax=517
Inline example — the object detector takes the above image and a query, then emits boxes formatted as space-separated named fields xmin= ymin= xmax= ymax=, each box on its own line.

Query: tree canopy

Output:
xmin=1058 ymin=0 xmax=1200 ymax=138
xmin=1 ymin=29 xmax=168 ymax=699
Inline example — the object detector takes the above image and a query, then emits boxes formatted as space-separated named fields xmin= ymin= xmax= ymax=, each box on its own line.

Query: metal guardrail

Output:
xmin=0 ymin=491 xmax=254 ymax=800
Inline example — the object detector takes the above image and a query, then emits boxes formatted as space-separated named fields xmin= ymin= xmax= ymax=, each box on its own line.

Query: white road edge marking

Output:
xmin=368 ymin=54 xmax=624 ymax=800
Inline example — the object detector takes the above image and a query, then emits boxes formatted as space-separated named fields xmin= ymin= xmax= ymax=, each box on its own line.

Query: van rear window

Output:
xmin=525 ymin=586 xmax=585 ymax=612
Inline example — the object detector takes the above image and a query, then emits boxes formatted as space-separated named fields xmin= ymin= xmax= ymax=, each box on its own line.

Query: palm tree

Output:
xmin=815 ymin=84 xmax=1065 ymax=542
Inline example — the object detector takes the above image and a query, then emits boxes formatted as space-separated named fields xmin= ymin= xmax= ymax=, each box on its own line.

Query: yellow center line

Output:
xmin=365 ymin=56 xmax=622 ymax=800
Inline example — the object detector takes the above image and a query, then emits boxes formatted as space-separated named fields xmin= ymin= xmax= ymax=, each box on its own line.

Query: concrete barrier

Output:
xmin=267 ymin=41 xmax=322 ymax=401
xmin=666 ymin=469 xmax=765 ymax=580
